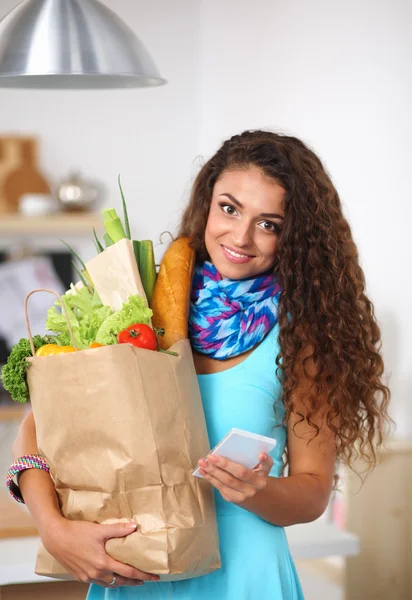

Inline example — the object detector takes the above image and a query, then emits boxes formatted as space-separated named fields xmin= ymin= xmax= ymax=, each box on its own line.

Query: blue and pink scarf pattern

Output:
xmin=188 ymin=261 xmax=281 ymax=360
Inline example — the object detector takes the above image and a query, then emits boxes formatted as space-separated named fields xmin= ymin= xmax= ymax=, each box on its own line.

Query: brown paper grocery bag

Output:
xmin=25 ymin=289 xmax=220 ymax=581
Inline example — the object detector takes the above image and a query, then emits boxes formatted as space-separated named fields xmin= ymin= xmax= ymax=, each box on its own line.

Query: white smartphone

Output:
xmin=193 ymin=428 xmax=277 ymax=478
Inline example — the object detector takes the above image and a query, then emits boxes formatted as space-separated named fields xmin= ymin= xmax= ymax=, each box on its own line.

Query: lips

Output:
xmin=221 ymin=245 xmax=255 ymax=264
xmin=221 ymin=245 xmax=254 ymax=258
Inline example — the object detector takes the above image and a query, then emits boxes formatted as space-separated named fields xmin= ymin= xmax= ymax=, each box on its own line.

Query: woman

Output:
xmin=10 ymin=130 xmax=390 ymax=598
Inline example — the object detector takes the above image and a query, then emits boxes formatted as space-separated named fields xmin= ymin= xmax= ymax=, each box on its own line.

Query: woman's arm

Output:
xmin=11 ymin=410 xmax=158 ymax=587
xmin=199 ymin=413 xmax=335 ymax=527
xmin=197 ymin=346 xmax=337 ymax=526
xmin=236 ymin=410 xmax=335 ymax=526
xmin=12 ymin=410 xmax=63 ymax=536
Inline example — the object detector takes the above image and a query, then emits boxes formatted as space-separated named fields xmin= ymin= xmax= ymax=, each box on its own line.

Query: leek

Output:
xmin=103 ymin=233 xmax=114 ymax=248
xmin=102 ymin=208 xmax=126 ymax=243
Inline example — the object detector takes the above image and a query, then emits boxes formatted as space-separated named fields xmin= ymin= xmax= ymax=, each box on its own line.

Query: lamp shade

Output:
xmin=0 ymin=0 xmax=166 ymax=89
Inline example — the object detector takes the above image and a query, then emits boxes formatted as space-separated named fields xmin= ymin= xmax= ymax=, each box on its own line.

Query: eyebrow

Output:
xmin=219 ymin=193 xmax=284 ymax=220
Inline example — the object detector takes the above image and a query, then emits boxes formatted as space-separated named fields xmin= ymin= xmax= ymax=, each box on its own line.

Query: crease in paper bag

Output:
xmin=31 ymin=339 xmax=220 ymax=580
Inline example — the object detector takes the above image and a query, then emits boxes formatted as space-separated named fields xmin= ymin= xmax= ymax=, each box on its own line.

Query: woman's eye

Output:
xmin=220 ymin=203 xmax=237 ymax=215
xmin=260 ymin=221 xmax=280 ymax=234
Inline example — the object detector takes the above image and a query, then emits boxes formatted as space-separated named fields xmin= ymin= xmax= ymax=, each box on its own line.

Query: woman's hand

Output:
xmin=197 ymin=452 xmax=274 ymax=505
xmin=42 ymin=517 xmax=160 ymax=588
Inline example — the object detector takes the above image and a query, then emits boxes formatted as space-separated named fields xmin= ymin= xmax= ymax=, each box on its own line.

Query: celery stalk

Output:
xmin=102 ymin=208 xmax=126 ymax=243
xmin=132 ymin=240 xmax=141 ymax=270
xmin=139 ymin=240 xmax=157 ymax=306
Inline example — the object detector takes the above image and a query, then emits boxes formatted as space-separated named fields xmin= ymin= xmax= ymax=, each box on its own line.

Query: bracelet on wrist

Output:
xmin=6 ymin=454 xmax=50 ymax=504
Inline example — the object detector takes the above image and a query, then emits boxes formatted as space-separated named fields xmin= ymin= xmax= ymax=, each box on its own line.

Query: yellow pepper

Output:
xmin=35 ymin=344 xmax=76 ymax=356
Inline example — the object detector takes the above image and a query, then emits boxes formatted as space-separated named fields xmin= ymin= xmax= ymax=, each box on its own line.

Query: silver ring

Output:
xmin=108 ymin=575 xmax=117 ymax=586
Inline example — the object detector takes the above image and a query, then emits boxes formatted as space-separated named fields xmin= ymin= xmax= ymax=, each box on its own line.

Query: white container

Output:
xmin=19 ymin=194 xmax=58 ymax=216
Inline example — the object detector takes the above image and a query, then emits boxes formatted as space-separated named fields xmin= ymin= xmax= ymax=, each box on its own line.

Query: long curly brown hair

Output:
xmin=178 ymin=129 xmax=391 ymax=472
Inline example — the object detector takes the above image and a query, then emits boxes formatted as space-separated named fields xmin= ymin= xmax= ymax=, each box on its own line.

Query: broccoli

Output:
xmin=1 ymin=336 xmax=48 ymax=403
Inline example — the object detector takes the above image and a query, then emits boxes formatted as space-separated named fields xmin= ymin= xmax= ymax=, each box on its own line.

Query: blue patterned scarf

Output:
xmin=188 ymin=261 xmax=281 ymax=360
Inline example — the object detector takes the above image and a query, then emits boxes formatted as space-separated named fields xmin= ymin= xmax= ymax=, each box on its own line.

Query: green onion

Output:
xmin=81 ymin=270 xmax=94 ymax=289
xmin=93 ymin=228 xmax=104 ymax=253
xmin=118 ymin=174 xmax=131 ymax=240
xmin=72 ymin=261 xmax=88 ymax=288
xmin=61 ymin=239 xmax=87 ymax=271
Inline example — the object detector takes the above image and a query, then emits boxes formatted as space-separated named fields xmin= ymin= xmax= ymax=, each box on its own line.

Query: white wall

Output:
xmin=0 ymin=0 xmax=410 ymax=436
xmin=197 ymin=0 xmax=412 ymax=437
xmin=0 ymin=0 xmax=200 ymax=252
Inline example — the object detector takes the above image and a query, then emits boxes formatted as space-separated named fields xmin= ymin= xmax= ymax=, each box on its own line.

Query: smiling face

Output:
xmin=204 ymin=167 xmax=286 ymax=280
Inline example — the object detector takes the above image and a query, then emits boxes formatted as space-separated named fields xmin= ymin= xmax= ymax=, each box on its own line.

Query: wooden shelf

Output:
xmin=0 ymin=491 xmax=38 ymax=539
xmin=0 ymin=212 xmax=103 ymax=236
xmin=0 ymin=404 xmax=28 ymax=423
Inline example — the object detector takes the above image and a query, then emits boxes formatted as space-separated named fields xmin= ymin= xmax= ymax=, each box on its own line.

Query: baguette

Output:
xmin=151 ymin=237 xmax=195 ymax=350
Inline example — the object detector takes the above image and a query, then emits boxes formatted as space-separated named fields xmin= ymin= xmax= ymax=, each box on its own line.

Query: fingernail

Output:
xmin=126 ymin=522 xmax=137 ymax=529
xmin=198 ymin=459 xmax=208 ymax=467
xmin=151 ymin=576 xmax=160 ymax=581
xmin=208 ymin=455 xmax=218 ymax=463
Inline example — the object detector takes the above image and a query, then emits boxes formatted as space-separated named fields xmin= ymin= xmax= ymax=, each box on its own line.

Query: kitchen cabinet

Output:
xmin=345 ymin=440 xmax=412 ymax=599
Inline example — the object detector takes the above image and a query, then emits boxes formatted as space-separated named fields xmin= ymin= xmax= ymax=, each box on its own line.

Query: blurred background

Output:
xmin=0 ymin=1 xmax=410 ymax=599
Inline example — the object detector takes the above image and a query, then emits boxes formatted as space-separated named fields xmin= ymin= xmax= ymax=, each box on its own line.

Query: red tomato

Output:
xmin=117 ymin=324 xmax=157 ymax=351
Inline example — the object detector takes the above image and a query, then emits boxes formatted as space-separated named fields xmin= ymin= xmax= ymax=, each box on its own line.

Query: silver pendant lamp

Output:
xmin=0 ymin=0 xmax=166 ymax=89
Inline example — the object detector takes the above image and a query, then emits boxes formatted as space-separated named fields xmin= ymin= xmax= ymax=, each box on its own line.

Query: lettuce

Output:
xmin=46 ymin=287 xmax=112 ymax=350
xmin=46 ymin=288 xmax=152 ymax=348
xmin=95 ymin=295 xmax=153 ymax=345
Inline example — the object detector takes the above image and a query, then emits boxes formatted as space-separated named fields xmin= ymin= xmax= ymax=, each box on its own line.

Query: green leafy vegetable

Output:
xmin=46 ymin=287 xmax=151 ymax=349
xmin=1 ymin=336 xmax=48 ymax=403
xmin=95 ymin=295 xmax=153 ymax=345
xmin=46 ymin=286 xmax=112 ymax=350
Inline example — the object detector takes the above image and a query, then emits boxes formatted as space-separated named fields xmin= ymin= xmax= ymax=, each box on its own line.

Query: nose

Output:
xmin=232 ymin=220 xmax=253 ymax=248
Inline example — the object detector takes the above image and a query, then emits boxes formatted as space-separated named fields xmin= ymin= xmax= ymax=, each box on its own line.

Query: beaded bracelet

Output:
xmin=6 ymin=454 xmax=50 ymax=504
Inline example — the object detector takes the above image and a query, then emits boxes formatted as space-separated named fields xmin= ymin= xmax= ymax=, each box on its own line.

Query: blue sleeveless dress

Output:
xmin=87 ymin=324 xmax=304 ymax=599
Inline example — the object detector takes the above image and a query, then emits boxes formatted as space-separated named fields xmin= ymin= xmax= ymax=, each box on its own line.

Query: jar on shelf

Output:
xmin=56 ymin=171 xmax=100 ymax=212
